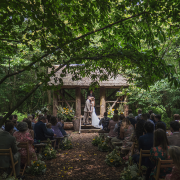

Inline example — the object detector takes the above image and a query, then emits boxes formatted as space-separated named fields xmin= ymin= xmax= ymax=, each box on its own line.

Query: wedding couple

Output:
xmin=83 ymin=96 xmax=102 ymax=128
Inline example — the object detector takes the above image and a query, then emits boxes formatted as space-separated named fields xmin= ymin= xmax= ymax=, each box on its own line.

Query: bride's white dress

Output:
xmin=91 ymin=107 xmax=102 ymax=129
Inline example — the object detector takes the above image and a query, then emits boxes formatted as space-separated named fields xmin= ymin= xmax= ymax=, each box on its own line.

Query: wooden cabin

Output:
xmin=48 ymin=65 xmax=129 ymax=128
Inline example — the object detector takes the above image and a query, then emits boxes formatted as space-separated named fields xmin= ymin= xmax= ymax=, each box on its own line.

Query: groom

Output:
xmin=83 ymin=96 xmax=92 ymax=125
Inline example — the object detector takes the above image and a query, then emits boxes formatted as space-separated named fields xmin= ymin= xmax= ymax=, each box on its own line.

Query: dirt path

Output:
xmin=26 ymin=132 xmax=123 ymax=180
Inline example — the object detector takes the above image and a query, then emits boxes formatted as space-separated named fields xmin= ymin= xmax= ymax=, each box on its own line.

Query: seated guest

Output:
xmin=108 ymin=114 xmax=118 ymax=137
xmin=34 ymin=116 xmax=54 ymax=141
xmin=133 ymin=121 xmax=154 ymax=164
xmin=147 ymin=113 xmax=155 ymax=128
xmin=135 ymin=109 xmax=142 ymax=122
xmin=0 ymin=116 xmax=4 ymax=130
xmin=12 ymin=120 xmax=18 ymax=133
xmin=165 ymin=146 xmax=180 ymax=180
xmin=121 ymin=118 xmax=134 ymax=148
xmin=23 ymin=119 xmax=34 ymax=139
xmin=14 ymin=122 xmax=37 ymax=165
xmin=136 ymin=115 xmax=146 ymax=140
xmin=99 ymin=112 xmax=111 ymax=133
xmin=127 ymin=109 xmax=136 ymax=129
xmin=149 ymin=110 xmax=153 ymax=116
xmin=174 ymin=114 xmax=180 ymax=123
xmin=150 ymin=113 xmax=156 ymax=124
xmin=13 ymin=114 xmax=18 ymax=121
xmin=155 ymin=114 xmax=166 ymax=129
xmin=0 ymin=122 xmax=23 ymax=179
xmin=156 ymin=122 xmax=166 ymax=132
xmin=111 ymin=114 xmax=125 ymax=145
xmin=149 ymin=129 xmax=172 ymax=180
xmin=133 ymin=121 xmax=154 ymax=179
xmin=57 ymin=117 xmax=67 ymax=136
xmin=50 ymin=116 xmax=63 ymax=138
xmin=9 ymin=115 xmax=14 ymax=121
xmin=167 ymin=121 xmax=180 ymax=146
xmin=120 ymin=118 xmax=134 ymax=140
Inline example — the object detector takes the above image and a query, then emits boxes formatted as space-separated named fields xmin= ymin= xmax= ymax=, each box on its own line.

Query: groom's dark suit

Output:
xmin=83 ymin=98 xmax=91 ymax=124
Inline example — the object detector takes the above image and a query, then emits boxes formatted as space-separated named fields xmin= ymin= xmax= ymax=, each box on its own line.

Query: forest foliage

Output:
xmin=1 ymin=0 xmax=180 ymax=126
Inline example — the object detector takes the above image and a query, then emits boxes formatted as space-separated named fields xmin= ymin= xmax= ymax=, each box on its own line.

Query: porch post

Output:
xmin=53 ymin=90 xmax=58 ymax=116
xmin=74 ymin=87 xmax=81 ymax=131
xmin=100 ymin=87 xmax=106 ymax=118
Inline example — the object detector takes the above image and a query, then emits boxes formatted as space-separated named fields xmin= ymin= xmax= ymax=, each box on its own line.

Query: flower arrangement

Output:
xmin=92 ymin=135 xmax=101 ymax=146
xmin=42 ymin=139 xmax=57 ymax=160
xmin=107 ymin=104 xmax=114 ymax=118
xmin=61 ymin=137 xmax=73 ymax=150
xmin=57 ymin=105 xmax=75 ymax=121
xmin=120 ymin=164 xmax=144 ymax=180
xmin=41 ymin=106 xmax=49 ymax=114
xmin=26 ymin=159 xmax=46 ymax=175
xmin=35 ymin=110 xmax=42 ymax=117
xmin=98 ymin=139 xmax=111 ymax=152
xmin=105 ymin=149 xmax=123 ymax=167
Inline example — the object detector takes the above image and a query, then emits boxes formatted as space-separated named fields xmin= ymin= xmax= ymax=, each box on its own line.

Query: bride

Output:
xmin=91 ymin=97 xmax=102 ymax=129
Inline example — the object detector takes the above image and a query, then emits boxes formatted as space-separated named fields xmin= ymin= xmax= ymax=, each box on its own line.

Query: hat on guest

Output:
xmin=17 ymin=122 xmax=28 ymax=132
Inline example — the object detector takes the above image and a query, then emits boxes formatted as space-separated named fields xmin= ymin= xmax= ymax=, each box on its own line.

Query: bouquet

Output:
xmin=61 ymin=137 xmax=73 ymax=150
xmin=26 ymin=160 xmax=46 ymax=175
xmin=42 ymin=139 xmax=57 ymax=160
xmin=92 ymin=135 xmax=101 ymax=146
xmin=105 ymin=149 xmax=123 ymax=167
xmin=57 ymin=105 xmax=75 ymax=121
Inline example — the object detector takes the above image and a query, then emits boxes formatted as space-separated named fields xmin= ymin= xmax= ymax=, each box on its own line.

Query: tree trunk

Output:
xmin=74 ymin=87 xmax=81 ymax=131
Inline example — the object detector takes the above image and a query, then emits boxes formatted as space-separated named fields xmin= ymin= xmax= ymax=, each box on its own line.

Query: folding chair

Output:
xmin=18 ymin=142 xmax=29 ymax=175
xmin=154 ymin=158 xmax=173 ymax=180
xmin=0 ymin=148 xmax=18 ymax=177
xmin=138 ymin=149 xmax=150 ymax=171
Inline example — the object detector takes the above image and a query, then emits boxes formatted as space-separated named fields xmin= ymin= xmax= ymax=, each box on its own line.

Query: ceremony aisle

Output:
xmin=26 ymin=132 xmax=124 ymax=180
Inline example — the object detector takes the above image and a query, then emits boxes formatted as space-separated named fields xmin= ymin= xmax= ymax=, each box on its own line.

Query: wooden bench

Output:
xmin=138 ymin=149 xmax=150 ymax=171
xmin=54 ymin=137 xmax=64 ymax=149
xmin=154 ymin=158 xmax=173 ymax=180
xmin=41 ymin=139 xmax=56 ymax=149
xmin=17 ymin=142 xmax=29 ymax=175
xmin=34 ymin=143 xmax=46 ymax=154
xmin=0 ymin=148 xmax=18 ymax=177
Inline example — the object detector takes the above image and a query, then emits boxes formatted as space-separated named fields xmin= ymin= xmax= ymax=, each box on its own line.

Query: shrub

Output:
xmin=98 ymin=139 xmax=111 ymax=152
xmin=105 ymin=149 xmax=123 ymax=167
xmin=92 ymin=136 xmax=101 ymax=146
xmin=26 ymin=160 xmax=46 ymax=175
xmin=61 ymin=138 xmax=73 ymax=150
xmin=42 ymin=139 xmax=57 ymax=160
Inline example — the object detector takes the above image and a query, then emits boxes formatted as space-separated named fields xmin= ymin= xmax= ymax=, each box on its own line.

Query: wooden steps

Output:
xmin=80 ymin=129 xmax=101 ymax=133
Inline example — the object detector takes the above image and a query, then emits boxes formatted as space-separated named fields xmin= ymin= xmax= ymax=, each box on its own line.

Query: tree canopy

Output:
xmin=1 ymin=0 xmax=180 ymax=126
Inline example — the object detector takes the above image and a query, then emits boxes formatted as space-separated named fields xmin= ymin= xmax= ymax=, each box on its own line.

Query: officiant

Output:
xmin=88 ymin=90 xmax=95 ymax=97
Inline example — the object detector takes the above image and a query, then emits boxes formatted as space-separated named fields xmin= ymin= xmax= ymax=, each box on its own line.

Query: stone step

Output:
xmin=80 ymin=129 xmax=100 ymax=133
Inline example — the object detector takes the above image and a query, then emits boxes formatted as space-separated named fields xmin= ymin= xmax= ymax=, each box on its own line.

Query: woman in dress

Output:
xmin=50 ymin=116 xmax=64 ymax=137
xmin=149 ymin=128 xmax=172 ymax=180
xmin=91 ymin=97 xmax=102 ymax=128
xmin=13 ymin=122 xmax=37 ymax=165
xmin=108 ymin=114 xmax=118 ymax=137
xmin=165 ymin=146 xmax=180 ymax=180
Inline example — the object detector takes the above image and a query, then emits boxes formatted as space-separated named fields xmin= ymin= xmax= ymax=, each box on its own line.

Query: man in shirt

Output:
xmin=34 ymin=116 xmax=54 ymax=141
xmin=0 ymin=122 xmax=23 ymax=179
xmin=99 ymin=112 xmax=111 ymax=133
xmin=154 ymin=114 xmax=166 ymax=129
xmin=167 ymin=121 xmax=180 ymax=146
